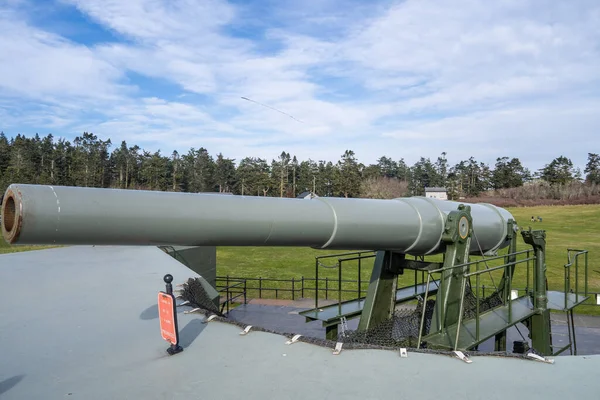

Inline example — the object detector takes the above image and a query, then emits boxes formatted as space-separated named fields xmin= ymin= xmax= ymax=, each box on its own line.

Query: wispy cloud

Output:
xmin=0 ymin=0 xmax=599 ymax=171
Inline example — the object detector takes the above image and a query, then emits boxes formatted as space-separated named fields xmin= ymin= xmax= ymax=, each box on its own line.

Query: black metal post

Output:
xmin=163 ymin=274 xmax=183 ymax=355
xmin=315 ymin=259 xmax=319 ymax=309
xmin=338 ymin=259 xmax=342 ymax=313
xmin=358 ymin=259 xmax=362 ymax=299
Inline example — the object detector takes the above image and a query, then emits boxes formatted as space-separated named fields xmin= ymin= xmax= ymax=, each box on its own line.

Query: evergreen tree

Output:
xmin=584 ymin=153 xmax=600 ymax=185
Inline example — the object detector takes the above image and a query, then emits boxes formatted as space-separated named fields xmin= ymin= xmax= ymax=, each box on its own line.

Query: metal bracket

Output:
xmin=399 ymin=348 xmax=408 ymax=358
xmin=202 ymin=314 xmax=218 ymax=323
xmin=453 ymin=350 xmax=472 ymax=363
xmin=183 ymin=307 xmax=203 ymax=314
xmin=333 ymin=342 xmax=343 ymax=355
xmin=340 ymin=317 xmax=349 ymax=337
xmin=240 ymin=325 xmax=253 ymax=336
xmin=527 ymin=353 xmax=555 ymax=364
xmin=286 ymin=334 xmax=302 ymax=345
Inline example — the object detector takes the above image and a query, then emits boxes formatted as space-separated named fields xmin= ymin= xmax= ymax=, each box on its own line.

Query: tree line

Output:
xmin=0 ymin=132 xmax=598 ymax=200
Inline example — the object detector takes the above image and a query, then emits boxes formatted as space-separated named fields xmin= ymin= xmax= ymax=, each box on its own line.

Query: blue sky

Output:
xmin=1 ymin=0 xmax=599 ymax=173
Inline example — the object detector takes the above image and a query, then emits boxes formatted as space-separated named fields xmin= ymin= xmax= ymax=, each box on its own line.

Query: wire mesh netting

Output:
xmin=178 ymin=277 xmax=225 ymax=317
xmin=334 ymin=280 xmax=505 ymax=349
xmin=177 ymin=276 xmax=531 ymax=359
xmin=337 ymin=300 xmax=435 ymax=348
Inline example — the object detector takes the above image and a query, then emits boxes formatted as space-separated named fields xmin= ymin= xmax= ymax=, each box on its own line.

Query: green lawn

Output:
xmin=0 ymin=241 xmax=56 ymax=254
xmin=2 ymin=203 xmax=599 ymax=313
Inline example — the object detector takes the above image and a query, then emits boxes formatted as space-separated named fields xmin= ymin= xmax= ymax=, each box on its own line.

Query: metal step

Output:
xmin=546 ymin=291 xmax=589 ymax=311
xmin=423 ymin=296 xmax=537 ymax=351
xmin=299 ymin=280 xmax=440 ymax=327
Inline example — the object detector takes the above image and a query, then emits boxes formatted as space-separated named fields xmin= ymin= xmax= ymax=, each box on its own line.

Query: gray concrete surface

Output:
xmin=1 ymin=246 xmax=600 ymax=400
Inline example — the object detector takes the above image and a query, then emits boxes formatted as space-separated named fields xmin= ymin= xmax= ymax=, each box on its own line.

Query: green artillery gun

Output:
xmin=1 ymin=184 xmax=590 ymax=356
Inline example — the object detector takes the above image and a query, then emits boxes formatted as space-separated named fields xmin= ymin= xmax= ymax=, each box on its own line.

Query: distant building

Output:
xmin=424 ymin=187 xmax=448 ymax=200
xmin=297 ymin=191 xmax=318 ymax=199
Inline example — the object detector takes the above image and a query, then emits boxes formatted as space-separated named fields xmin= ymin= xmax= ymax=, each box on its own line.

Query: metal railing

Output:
xmin=218 ymin=279 xmax=247 ymax=313
xmin=564 ymin=249 xmax=589 ymax=310
xmin=418 ymin=249 xmax=536 ymax=350
xmin=314 ymin=251 xmax=376 ymax=310
xmin=215 ymin=275 xmax=371 ymax=303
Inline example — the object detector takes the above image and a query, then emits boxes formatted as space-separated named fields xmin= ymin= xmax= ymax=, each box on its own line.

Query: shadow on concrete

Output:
xmin=140 ymin=304 xmax=159 ymax=320
xmin=0 ymin=375 xmax=25 ymax=396
xmin=179 ymin=319 xmax=206 ymax=348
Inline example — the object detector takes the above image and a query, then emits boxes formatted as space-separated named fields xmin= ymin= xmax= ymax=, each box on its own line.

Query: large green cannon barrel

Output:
xmin=1 ymin=184 xmax=515 ymax=255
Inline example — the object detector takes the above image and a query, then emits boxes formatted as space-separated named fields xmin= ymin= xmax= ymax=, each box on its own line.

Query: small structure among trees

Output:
xmin=424 ymin=187 xmax=448 ymax=200
xmin=296 ymin=191 xmax=318 ymax=199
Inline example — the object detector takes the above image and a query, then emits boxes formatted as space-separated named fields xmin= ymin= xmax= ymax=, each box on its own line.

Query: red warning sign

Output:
xmin=158 ymin=291 xmax=179 ymax=345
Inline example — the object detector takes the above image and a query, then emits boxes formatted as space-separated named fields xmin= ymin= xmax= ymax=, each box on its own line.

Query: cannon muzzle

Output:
xmin=1 ymin=184 xmax=515 ymax=255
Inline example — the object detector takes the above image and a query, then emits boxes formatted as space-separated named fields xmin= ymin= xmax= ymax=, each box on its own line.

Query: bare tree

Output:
xmin=360 ymin=176 xmax=409 ymax=199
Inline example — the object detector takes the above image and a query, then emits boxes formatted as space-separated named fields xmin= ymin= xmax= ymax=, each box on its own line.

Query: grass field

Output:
xmin=0 ymin=242 xmax=56 ymax=254
xmin=2 ymin=203 xmax=599 ymax=313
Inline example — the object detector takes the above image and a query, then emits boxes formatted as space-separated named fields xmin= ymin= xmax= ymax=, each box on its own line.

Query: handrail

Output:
xmin=418 ymin=248 xmax=538 ymax=349
xmin=564 ymin=249 xmax=589 ymax=310
xmin=427 ymin=249 xmax=534 ymax=274
xmin=314 ymin=250 xmax=375 ymax=310
xmin=215 ymin=276 xmax=371 ymax=301
xmin=458 ymin=256 xmax=533 ymax=348
xmin=315 ymin=250 xmax=375 ymax=261
xmin=463 ymin=257 xmax=536 ymax=277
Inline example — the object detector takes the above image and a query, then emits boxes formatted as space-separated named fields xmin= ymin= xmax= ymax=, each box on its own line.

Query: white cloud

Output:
xmin=0 ymin=0 xmax=599 ymax=173
xmin=0 ymin=19 xmax=127 ymax=104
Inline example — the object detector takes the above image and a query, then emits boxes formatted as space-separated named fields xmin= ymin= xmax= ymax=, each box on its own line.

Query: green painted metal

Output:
xmin=398 ymin=259 xmax=443 ymax=271
xmin=160 ymin=246 xmax=220 ymax=307
xmin=325 ymin=325 xmax=338 ymax=340
xmin=160 ymin=246 xmax=217 ymax=286
xmin=424 ymin=297 xmax=538 ymax=350
xmin=493 ymin=219 xmax=517 ymax=352
xmin=419 ymin=224 xmax=541 ymax=352
xmin=430 ymin=205 xmax=473 ymax=334
xmin=494 ymin=332 xmax=506 ymax=352
xmin=496 ymin=220 xmax=517 ymax=304
xmin=1 ymin=184 xmax=514 ymax=256
xmin=300 ymin=279 xmax=441 ymax=326
xmin=546 ymin=291 xmax=589 ymax=311
xmin=357 ymin=251 xmax=402 ymax=332
xmin=521 ymin=229 xmax=552 ymax=356
xmin=564 ymin=249 xmax=590 ymax=308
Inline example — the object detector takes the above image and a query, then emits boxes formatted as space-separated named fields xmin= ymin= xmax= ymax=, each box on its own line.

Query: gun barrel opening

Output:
xmin=1 ymin=190 xmax=19 ymax=243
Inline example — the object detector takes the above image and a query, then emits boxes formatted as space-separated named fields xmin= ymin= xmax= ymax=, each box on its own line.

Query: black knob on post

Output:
xmin=164 ymin=274 xmax=173 ymax=294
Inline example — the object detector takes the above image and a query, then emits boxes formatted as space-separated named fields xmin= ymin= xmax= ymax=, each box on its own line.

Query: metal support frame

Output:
xmin=357 ymin=251 xmax=404 ymax=332
xmin=494 ymin=220 xmax=518 ymax=352
xmin=521 ymin=229 xmax=552 ymax=356
xmin=357 ymin=204 xmax=473 ymax=336
xmin=418 ymin=218 xmax=532 ymax=351
xmin=310 ymin=208 xmax=587 ymax=356
xmin=430 ymin=205 xmax=473 ymax=334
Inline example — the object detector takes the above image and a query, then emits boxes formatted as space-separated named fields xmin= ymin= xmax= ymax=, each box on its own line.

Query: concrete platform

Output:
xmin=2 ymin=246 xmax=600 ymax=400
